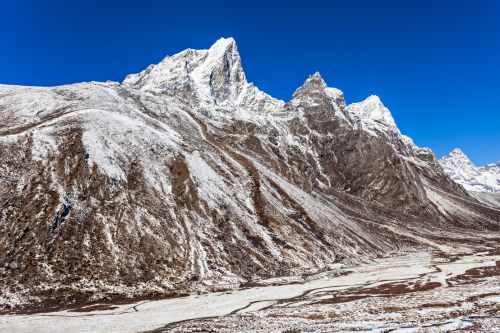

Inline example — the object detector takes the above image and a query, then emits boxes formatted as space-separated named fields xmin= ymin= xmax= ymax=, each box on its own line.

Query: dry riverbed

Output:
xmin=1 ymin=251 xmax=499 ymax=333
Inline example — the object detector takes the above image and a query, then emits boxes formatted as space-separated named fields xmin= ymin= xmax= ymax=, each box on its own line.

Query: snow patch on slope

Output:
xmin=186 ymin=150 xmax=234 ymax=209
xmin=81 ymin=109 xmax=181 ymax=182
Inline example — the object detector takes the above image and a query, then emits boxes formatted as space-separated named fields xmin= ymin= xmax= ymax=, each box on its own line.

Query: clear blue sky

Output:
xmin=1 ymin=0 xmax=499 ymax=165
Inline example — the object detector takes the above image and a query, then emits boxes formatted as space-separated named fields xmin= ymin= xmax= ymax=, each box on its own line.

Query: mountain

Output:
xmin=123 ymin=37 xmax=283 ymax=113
xmin=439 ymin=148 xmax=500 ymax=194
xmin=1 ymin=38 xmax=499 ymax=311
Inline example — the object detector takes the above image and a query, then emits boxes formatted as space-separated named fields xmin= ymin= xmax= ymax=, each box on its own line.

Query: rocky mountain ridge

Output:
xmin=0 ymin=37 xmax=498 ymax=311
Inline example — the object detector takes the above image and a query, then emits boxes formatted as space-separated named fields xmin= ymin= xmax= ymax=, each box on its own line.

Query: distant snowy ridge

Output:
xmin=439 ymin=148 xmax=500 ymax=194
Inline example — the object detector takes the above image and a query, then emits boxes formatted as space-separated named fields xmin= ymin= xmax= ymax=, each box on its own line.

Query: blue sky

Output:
xmin=1 ymin=0 xmax=499 ymax=165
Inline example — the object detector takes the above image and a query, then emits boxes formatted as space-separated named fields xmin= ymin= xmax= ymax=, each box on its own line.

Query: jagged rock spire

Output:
xmin=304 ymin=72 xmax=327 ymax=88
xmin=287 ymin=72 xmax=351 ymax=125
xmin=291 ymin=72 xmax=327 ymax=99
xmin=192 ymin=37 xmax=247 ymax=104
xmin=123 ymin=37 xmax=246 ymax=104
xmin=123 ymin=37 xmax=283 ymax=111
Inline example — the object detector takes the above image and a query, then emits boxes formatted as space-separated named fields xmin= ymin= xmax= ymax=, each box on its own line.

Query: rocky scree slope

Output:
xmin=0 ymin=38 xmax=499 ymax=311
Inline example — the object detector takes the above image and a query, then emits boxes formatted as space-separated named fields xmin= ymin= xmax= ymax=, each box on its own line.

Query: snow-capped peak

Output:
xmin=205 ymin=37 xmax=239 ymax=63
xmin=123 ymin=37 xmax=283 ymax=112
xmin=189 ymin=37 xmax=246 ymax=104
xmin=291 ymin=72 xmax=345 ymax=101
xmin=347 ymin=95 xmax=398 ymax=131
xmin=305 ymin=72 xmax=327 ymax=87
xmin=290 ymin=72 xmax=328 ymax=100
xmin=123 ymin=37 xmax=245 ymax=104
xmin=439 ymin=148 xmax=500 ymax=193
xmin=207 ymin=37 xmax=236 ymax=53
xmin=448 ymin=148 xmax=469 ymax=160
xmin=287 ymin=72 xmax=348 ymax=119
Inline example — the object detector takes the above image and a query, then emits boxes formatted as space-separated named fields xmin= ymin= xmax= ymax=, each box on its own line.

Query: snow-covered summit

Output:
xmin=287 ymin=72 xmax=350 ymax=122
xmin=123 ymin=37 xmax=283 ymax=113
xmin=302 ymin=72 xmax=327 ymax=88
xmin=291 ymin=72 xmax=344 ymax=102
xmin=347 ymin=95 xmax=399 ymax=135
xmin=448 ymin=148 xmax=469 ymax=160
xmin=439 ymin=148 xmax=500 ymax=194
xmin=123 ymin=38 xmax=407 ymax=132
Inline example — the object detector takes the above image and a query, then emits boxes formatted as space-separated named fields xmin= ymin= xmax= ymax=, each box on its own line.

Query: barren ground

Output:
xmin=1 ymin=251 xmax=499 ymax=332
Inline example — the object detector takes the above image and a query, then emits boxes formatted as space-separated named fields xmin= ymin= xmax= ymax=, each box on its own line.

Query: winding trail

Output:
xmin=0 ymin=102 xmax=176 ymax=138
xmin=0 ymin=107 xmax=83 ymax=137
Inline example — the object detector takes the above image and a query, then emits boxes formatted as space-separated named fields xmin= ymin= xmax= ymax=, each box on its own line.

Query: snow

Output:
xmin=1 ymin=37 xmax=499 ymax=329
xmin=484 ymin=295 xmax=500 ymax=302
xmin=79 ymin=108 xmax=182 ymax=182
xmin=123 ymin=37 xmax=283 ymax=113
xmin=439 ymin=317 xmax=473 ymax=331
xmin=186 ymin=150 xmax=234 ymax=209
xmin=347 ymin=95 xmax=399 ymax=135
xmin=190 ymin=38 xmax=241 ymax=104
xmin=439 ymin=148 xmax=500 ymax=194
xmin=2 ymin=253 xmax=497 ymax=333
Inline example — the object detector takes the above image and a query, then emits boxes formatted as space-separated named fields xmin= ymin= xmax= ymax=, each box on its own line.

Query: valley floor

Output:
xmin=1 ymin=251 xmax=499 ymax=333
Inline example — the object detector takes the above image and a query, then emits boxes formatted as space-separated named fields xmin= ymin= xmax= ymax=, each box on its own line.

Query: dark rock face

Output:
xmin=207 ymin=40 xmax=246 ymax=104
xmin=0 ymin=39 xmax=498 ymax=311
xmin=299 ymin=87 xmax=426 ymax=212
